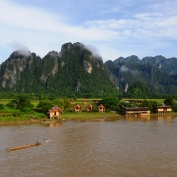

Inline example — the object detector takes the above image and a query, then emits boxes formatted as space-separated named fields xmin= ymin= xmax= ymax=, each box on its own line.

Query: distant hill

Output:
xmin=105 ymin=55 xmax=177 ymax=94
xmin=0 ymin=42 xmax=119 ymax=97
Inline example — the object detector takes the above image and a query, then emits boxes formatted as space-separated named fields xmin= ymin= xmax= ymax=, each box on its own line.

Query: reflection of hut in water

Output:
xmin=74 ymin=104 xmax=82 ymax=112
xmin=156 ymin=106 xmax=172 ymax=114
xmin=123 ymin=107 xmax=150 ymax=116
xmin=49 ymin=122 xmax=61 ymax=127
xmin=98 ymin=104 xmax=106 ymax=113
xmin=87 ymin=104 xmax=94 ymax=112
xmin=48 ymin=106 xmax=62 ymax=119
xmin=125 ymin=116 xmax=150 ymax=122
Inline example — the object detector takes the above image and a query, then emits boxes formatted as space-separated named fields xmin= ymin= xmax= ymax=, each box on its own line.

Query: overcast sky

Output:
xmin=0 ymin=0 xmax=177 ymax=63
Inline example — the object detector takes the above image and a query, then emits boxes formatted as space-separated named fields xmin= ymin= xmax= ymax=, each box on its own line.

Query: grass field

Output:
xmin=121 ymin=98 xmax=165 ymax=103
xmin=31 ymin=100 xmax=40 ymax=108
xmin=0 ymin=98 xmax=165 ymax=108
xmin=61 ymin=112 xmax=120 ymax=121
xmin=0 ymin=99 xmax=11 ymax=105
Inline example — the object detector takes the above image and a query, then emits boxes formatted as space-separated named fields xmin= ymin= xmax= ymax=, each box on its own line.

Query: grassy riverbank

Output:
xmin=0 ymin=111 xmax=120 ymax=124
xmin=0 ymin=108 xmax=47 ymax=124
xmin=61 ymin=112 xmax=120 ymax=121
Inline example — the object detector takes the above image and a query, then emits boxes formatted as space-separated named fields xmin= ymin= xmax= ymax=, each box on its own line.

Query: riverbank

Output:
xmin=0 ymin=112 xmax=120 ymax=125
xmin=1 ymin=112 xmax=177 ymax=125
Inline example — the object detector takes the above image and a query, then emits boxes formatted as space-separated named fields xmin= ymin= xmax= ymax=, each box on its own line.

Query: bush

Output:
xmin=0 ymin=104 xmax=5 ymax=109
xmin=21 ymin=108 xmax=31 ymax=113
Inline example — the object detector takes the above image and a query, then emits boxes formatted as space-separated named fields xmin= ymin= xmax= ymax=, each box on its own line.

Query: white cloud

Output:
xmin=84 ymin=44 xmax=100 ymax=57
xmin=100 ymin=5 xmax=121 ymax=14
xmin=120 ymin=66 xmax=129 ymax=72
xmin=0 ymin=0 xmax=120 ymax=61
xmin=0 ymin=1 xmax=118 ymax=41
xmin=0 ymin=0 xmax=177 ymax=63
xmin=85 ymin=11 xmax=177 ymax=39
xmin=8 ymin=41 xmax=31 ymax=56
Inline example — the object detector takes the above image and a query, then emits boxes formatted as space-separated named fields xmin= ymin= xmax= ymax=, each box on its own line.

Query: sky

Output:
xmin=0 ymin=0 xmax=177 ymax=63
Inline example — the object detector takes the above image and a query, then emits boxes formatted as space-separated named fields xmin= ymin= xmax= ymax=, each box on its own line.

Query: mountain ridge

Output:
xmin=1 ymin=42 xmax=177 ymax=96
xmin=0 ymin=42 xmax=119 ymax=97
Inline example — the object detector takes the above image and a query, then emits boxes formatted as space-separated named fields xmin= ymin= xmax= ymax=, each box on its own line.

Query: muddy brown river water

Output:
xmin=0 ymin=115 xmax=177 ymax=177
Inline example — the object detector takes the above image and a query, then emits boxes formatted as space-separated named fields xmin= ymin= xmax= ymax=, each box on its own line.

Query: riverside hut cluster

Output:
xmin=48 ymin=99 xmax=172 ymax=119
xmin=48 ymin=104 xmax=106 ymax=119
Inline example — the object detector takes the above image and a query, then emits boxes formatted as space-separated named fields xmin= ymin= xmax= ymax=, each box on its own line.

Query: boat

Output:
xmin=8 ymin=142 xmax=41 ymax=151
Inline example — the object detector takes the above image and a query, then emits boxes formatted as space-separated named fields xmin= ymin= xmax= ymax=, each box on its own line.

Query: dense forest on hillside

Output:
xmin=0 ymin=43 xmax=119 ymax=97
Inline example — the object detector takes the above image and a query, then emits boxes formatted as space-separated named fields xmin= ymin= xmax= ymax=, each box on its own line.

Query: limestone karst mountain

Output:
xmin=0 ymin=42 xmax=119 ymax=97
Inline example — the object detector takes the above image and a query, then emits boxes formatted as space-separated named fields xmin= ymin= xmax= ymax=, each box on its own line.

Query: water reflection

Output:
xmin=123 ymin=114 xmax=175 ymax=123
xmin=124 ymin=116 xmax=150 ymax=122
xmin=47 ymin=122 xmax=62 ymax=127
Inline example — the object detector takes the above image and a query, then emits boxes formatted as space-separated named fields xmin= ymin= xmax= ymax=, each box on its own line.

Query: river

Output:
xmin=0 ymin=115 xmax=177 ymax=177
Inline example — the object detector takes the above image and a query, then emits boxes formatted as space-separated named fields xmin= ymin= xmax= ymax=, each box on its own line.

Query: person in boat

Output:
xmin=35 ymin=141 xmax=40 ymax=145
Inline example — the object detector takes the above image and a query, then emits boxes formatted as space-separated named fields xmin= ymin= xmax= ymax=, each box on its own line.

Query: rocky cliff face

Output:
xmin=0 ymin=42 xmax=119 ymax=96
xmin=0 ymin=50 xmax=42 ymax=90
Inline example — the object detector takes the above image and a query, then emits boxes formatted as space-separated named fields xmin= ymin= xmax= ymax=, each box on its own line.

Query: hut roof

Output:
xmin=123 ymin=107 xmax=150 ymax=111
xmin=48 ymin=105 xmax=62 ymax=113
xmin=156 ymin=106 xmax=172 ymax=108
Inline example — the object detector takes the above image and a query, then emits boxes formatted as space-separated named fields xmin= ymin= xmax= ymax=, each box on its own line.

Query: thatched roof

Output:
xmin=48 ymin=105 xmax=62 ymax=113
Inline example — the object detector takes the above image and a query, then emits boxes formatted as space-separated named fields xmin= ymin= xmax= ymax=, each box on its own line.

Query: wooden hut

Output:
xmin=156 ymin=106 xmax=172 ymax=114
xmin=70 ymin=99 xmax=75 ymax=104
xmin=48 ymin=105 xmax=62 ymax=119
xmin=74 ymin=104 xmax=82 ymax=112
xmin=83 ymin=100 xmax=87 ymax=104
xmin=87 ymin=104 xmax=94 ymax=112
xmin=94 ymin=100 xmax=100 ymax=103
xmin=123 ymin=107 xmax=150 ymax=116
xmin=98 ymin=104 xmax=106 ymax=113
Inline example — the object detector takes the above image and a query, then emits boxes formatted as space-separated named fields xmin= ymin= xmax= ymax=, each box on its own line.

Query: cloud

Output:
xmin=85 ymin=11 xmax=177 ymax=39
xmin=100 ymin=5 xmax=121 ymax=14
xmin=120 ymin=65 xmax=138 ymax=75
xmin=0 ymin=0 xmax=177 ymax=63
xmin=0 ymin=0 xmax=119 ymax=61
xmin=84 ymin=44 xmax=100 ymax=57
xmin=0 ymin=1 xmax=118 ymax=41
xmin=120 ymin=66 xmax=129 ymax=72
xmin=8 ymin=41 xmax=31 ymax=56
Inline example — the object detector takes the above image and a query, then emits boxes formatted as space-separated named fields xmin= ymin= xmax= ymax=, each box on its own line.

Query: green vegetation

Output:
xmin=125 ymin=82 xmax=150 ymax=98
xmin=105 ymin=55 xmax=177 ymax=94
xmin=61 ymin=112 xmax=119 ymax=121
xmin=99 ymin=96 xmax=120 ymax=111
xmin=0 ymin=96 xmax=46 ymax=123
xmin=1 ymin=89 xmax=177 ymax=124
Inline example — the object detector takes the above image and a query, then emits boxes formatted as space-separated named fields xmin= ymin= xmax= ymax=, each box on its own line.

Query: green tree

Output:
xmin=99 ymin=96 xmax=120 ymax=111
xmin=0 ymin=104 xmax=5 ymax=109
xmin=126 ymin=82 xmax=150 ymax=98
xmin=7 ymin=95 xmax=33 ymax=110
xmin=37 ymin=100 xmax=53 ymax=114
xmin=164 ymin=96 xmax=174 ymax=106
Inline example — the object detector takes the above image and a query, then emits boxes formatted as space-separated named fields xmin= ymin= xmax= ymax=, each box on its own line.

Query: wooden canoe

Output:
xmin=8 ymin=143 xmax=41 ymax=151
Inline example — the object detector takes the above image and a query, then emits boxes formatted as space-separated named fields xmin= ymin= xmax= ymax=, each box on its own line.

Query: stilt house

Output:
xmin=98 ymin=104 xmax=106 ymax=113
xmin=123 ymin=107 xmax=150 ymax=116
xmin=87 ymin=104 xmax=94 ymax=112
xmin=156 ymin=106 xmax=172 ymax=114
xmin=74 ymin=104 xmax=82 ymax=112
xmin=48 ymin=105 xmax=62 ymax=119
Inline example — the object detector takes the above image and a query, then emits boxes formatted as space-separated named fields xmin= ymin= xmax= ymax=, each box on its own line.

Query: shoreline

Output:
xmin=1 ymin=112 xmax=177 ymax=125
